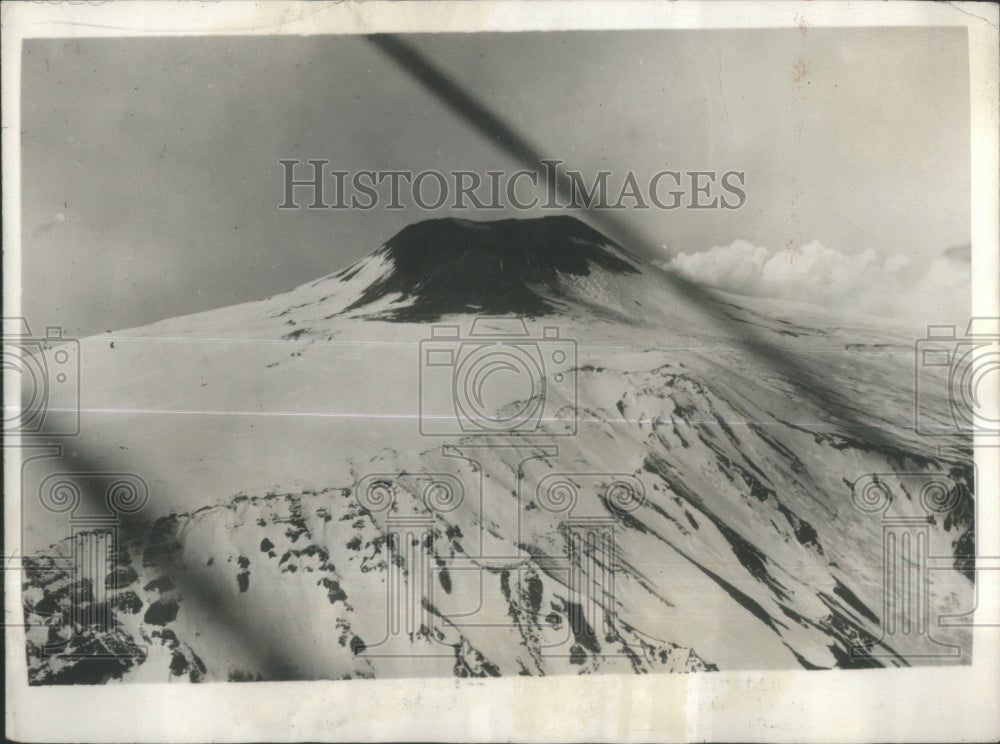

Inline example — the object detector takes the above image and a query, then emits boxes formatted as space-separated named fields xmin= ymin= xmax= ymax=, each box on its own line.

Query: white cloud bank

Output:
xmin=660 ymin=239 xmax=971 ymax=322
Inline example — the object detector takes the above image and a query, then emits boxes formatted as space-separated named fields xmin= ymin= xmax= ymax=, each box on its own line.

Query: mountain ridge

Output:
xmin=333 ymin=215 xmax=641 ymax=320
xmin=18 ymin=215 xmax=976 ymax=683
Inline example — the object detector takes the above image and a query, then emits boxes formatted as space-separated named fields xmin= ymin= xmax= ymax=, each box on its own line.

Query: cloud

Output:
xmin=659 ymin=239 xmax=970 ymax=322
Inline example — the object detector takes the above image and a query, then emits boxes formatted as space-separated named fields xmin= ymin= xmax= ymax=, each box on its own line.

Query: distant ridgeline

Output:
xmin=337 ymin=216 xmax=641 ymax=320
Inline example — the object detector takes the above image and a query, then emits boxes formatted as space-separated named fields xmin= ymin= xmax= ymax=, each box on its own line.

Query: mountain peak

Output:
xmin=337 ymin=215 xmax=641 ymax=320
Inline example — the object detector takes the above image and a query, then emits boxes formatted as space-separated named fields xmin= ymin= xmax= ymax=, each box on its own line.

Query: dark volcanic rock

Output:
xmin=144 ymin=598 xmax=180 ymax=626
xmin=342 ymin=215 xmax=639 ymax=320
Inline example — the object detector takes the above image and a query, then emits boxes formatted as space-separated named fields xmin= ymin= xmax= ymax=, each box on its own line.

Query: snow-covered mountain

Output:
xmin=19 ymin=215 xmax=975 ymax=683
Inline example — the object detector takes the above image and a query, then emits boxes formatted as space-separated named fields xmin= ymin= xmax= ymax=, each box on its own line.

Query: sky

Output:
xmin=20 ymin=27 xmax=970 ymax=335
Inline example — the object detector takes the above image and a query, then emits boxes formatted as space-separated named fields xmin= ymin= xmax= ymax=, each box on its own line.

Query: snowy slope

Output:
xmin=18 ymin=216 xmax=974 ymax=682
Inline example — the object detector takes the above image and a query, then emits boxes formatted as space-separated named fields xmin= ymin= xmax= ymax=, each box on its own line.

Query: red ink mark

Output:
xmin=795 ymin=13 xmax=809 ymax=35
xmin=793 ymin=58 xmax=809 ymax=83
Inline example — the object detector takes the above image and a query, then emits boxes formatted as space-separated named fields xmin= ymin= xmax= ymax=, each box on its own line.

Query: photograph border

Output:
xmin=3 ymin=2 xmax=998 ymax=741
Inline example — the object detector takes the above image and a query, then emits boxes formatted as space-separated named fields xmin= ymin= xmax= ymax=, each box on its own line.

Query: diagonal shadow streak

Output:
xmin=13 ymin=433 xmax=308 ymax=681
xmin=366 ymin=33 xmax=907 ymax=452
xmin=11 ymin=33 xmax=937 ymax=686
